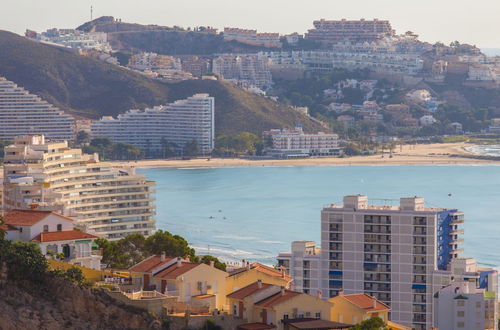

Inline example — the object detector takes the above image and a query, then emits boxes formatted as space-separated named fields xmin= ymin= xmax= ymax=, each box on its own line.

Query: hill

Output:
xmin=0 ymin=30 xmax=323 ymax=136
xmin=77 ymin=16 xmax=275 ymax=55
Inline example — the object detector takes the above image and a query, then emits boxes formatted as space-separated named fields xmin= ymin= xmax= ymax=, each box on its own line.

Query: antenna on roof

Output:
xmin=90 ymin=5 xmax=93 ymax=21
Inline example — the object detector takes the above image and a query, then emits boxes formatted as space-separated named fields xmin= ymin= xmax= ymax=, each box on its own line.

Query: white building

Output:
xmin=278 ymin=195 xmax=465 ymax=329
xmin=419 ymin=115 xmax=437 ymax=126
xmin=91 ymin=94 xmax=215 ymax=155
xmin=3 ymin=136 xmax=156 ymax=240
xmin=263 ymin=126 xmax=340 ymax=158
xmin=223 ymin=28 xmax=281 ymax=48
xmin=433 ymin=258 xmax=498 ymax=330
xmin=212 ymin=54 xmax=273 ymax=89
xmin=277 ymin=241 xmax=321 ymax=296
xmin=33 ymin=28 xmax=112 ymax=52
xmin=3 ymin=209 xmax=102 ymax=269
xmin=0 ymin=77 xmax=75 ymax=141
xmin=407 ymin=89 xmax=432 ymax=103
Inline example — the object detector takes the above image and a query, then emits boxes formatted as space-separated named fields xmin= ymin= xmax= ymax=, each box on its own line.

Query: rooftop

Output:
xmin=227 ymin=281 xmax=273 ymax=300
xmin=4 ymin=209 xmax=73 ymax=226
xmin=228 ymin=263 xmax=292 ymax=282
xmin=337 ymin=293 xmax=390 ymax=312
xmin=31 ymin=230 xmax=98 ymax=243
xmin=254 ymin=289 xmax=302 ymax=308
xmin=129 ymin=255 xmax=174 ymax=273
xmin=153 ymin=262 xmax=200 ymax=279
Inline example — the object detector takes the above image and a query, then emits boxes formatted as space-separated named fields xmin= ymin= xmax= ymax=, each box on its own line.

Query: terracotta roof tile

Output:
xmin=227 ymin=281 xmax=272 ymax=300
xmin=4 ymin=210 xmax=73 ymax=226
xmin=0 ymin=224 xmax=18 ymax=231
xmin=340 ymin=293 xmax=390 ymax=312
xmin=129 ymin=255 xmax=174 ymax=273
xmin=228 ymin=263 xmax=292 ymax=282
xmin=284 ymin=319 xmax=352 ymax=329
xmin=192 ymin=294 xmax=215 ymax=299
xmin=31 ymin=230 xmax=98 ymax=243
xmin=154 ymin=262 xmax=200 ymax=279
xmin=254 ymin=290 xmax=302 ymax=308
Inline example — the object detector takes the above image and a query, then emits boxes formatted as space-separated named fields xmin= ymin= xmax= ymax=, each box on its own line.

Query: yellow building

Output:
xmin=226 ymin=262 xmax=292 ymax=295
xmin=329 ymin=293 xmax=410 ymax=330
xmin=227 ymin=281 xmax=337 ymax=330
xmin=129 ymin=254 xmax=228 ymax=311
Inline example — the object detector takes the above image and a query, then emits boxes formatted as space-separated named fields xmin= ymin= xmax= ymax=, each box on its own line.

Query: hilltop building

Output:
xmin=223 ymin=28 xmax=281 ymax=48
xmin=278 ymin=195 xmax=466 ymax=329
xmin=2 ymin=136 xmax=155 ymax=240
xmin=305 ymin=19 xmax=395 ymax=47
xmin=212 ymin=54 xmax=273 ymax=89
xmin=0 ymin=77 xmax=75 ymax=141
xmin=263 ymin=126 xmax=340 ymax=158
xmin=91 ymin=94 xmax=215 ymax=155
xmin=2 ymin=209 xmax=102 ymax=270
xmin=27 ymin=28 xmax=111 ymax=52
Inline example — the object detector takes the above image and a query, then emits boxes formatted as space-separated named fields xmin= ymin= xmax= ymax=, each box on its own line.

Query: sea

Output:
xmin=138 ymin=162 xmax=500 ymax=271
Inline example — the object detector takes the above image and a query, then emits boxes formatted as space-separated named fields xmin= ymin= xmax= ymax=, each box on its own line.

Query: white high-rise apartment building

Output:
xmin=3 ymin=136 xmax=156 ymax=240
xmin=212 ymin=54 xmax=273 ymax=89
xmin=0 ymin=77 xmax=75 ymax=141
xmin=320 ymin=195 xmax=463 ymax=329
xmin=91 ymin=94 xmax=215 ymax=155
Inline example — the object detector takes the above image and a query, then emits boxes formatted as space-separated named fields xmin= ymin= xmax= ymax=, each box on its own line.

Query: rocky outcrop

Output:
xmin=0 ymin=277 xmax=161 ymax=330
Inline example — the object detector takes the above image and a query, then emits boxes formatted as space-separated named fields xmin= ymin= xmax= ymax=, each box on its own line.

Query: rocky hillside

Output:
xmin=0 ymin=30 xmax=323 ymax=136
xmin=0 ymin=277 xmax=159 ymax=330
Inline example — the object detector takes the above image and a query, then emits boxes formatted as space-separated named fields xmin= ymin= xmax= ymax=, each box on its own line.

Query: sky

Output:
xmin=2 ymin=0 xmax=500 ymax=48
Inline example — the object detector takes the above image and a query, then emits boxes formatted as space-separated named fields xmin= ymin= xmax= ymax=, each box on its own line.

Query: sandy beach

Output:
xmin=111 ymin=142 xmax=498 ymax=169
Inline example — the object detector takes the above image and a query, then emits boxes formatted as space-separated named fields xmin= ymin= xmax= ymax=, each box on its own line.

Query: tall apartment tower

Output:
xmin=320 ymin=195 xmax=463 ymax=329
xmin=3 ymin=136 xmax=156 ymax=240
xmin=0 ymin=77 xmax=75 ymax=141
xmin=91 ymin=94 xmax=214 ymax=155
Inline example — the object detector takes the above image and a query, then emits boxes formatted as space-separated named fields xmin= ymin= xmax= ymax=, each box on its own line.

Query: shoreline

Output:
xmin=111 ymin=142 xmax=500 ymax=169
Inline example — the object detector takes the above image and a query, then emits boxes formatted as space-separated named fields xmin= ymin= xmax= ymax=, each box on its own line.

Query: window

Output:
xmin=57 ymin=224 xmax=62 ymax=231
xmin=457 ymin=300 xmax=465 ymax=307
xmin=457 ymin=311 xmax=465 ymax=317
xmin=476 ymin=301 xmax=481 ymax=308
xmin=315 ymin=312 xmax=321 ymax=318
xmin=457 ymin=322 xmax=464 ymax=328
xmin=283 ymin=314 xmax=289 ymax=320
xmin=43 ymin=225 xmax=49 ymax=232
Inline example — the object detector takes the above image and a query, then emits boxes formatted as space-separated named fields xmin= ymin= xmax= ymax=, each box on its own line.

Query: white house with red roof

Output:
xmin=128 ymin=254 xmax=228 ymax=311
xmin=2 ymin=209 xmax=102 ymax=270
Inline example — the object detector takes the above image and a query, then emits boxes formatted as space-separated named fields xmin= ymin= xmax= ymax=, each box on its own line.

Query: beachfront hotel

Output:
xmin=2 ymin=136 xmax=155 ymax=240
xmin=263 ymin=125 xmax=340 ymax=158
xmin=91 ymin=94 xmax=215 ymax=155
xmin=0 ymin=77 xmax=75 ymax=141
xmin=278 ymin=195 xmax=467 ymax=329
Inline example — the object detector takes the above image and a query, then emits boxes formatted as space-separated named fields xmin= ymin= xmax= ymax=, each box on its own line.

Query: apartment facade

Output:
xmin=2 ymin=136 xmax=156 ymax=240
xmin=263 ymin=126 xmax=340 ymax=158
xmin=277 ymin=241 xmax=322 ymax=296
xmin=223 ymin=28 xmax=281 ymax=48
xmin=91 ymin=94 xmax=215 ymax=155
xmin=305 ymin=19 xmax=395 ymax=46
xmin=320 ymin=195 xmax=463 ymax=329
xmin=212 ymin=54 xmax=273 ymax=89
xmin=0 ymin=77 xmax=75 ymax=141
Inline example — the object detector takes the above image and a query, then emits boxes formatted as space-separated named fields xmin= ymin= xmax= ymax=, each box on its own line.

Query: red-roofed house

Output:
xmin=3 ymin=209 xmax=102 ymax=270
xmin=226 ymin=262 xmax=292 ymax=296
xmin=227 ymin=281 xmax=332 ymax=330
xmin=128 ymin=255 xmax=228 ymax=311
xmin=329 ymin=293 xmax=390 ymax=325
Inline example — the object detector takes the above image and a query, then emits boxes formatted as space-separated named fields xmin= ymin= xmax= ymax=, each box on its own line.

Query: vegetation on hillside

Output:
xmin=0 ymin=30 xmax=322 ymax=137
xmin=95 ymin=230 xmax=226 ymax=271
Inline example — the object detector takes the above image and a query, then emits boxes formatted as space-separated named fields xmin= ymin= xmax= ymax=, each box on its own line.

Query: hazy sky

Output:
xmin=2 ymin=0 xmax=500 ymax=48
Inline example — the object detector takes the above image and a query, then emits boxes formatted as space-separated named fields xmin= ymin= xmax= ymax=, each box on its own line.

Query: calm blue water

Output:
xmin=138 ymin=165 xmax=500 ymax=269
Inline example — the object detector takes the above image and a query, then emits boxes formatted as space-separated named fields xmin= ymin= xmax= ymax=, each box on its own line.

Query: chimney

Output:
xmin=177 ymin=257 xmax=182 ymax=268
xmin=281 ymin=287 xmax=285 ymax=296
xmin=160 ymin=251 xmax=166 ymax=262
xmin=372 ymin=296 xmax=377 ymax=308
xmin=210 ymin=260 xmax=215 ymax=268
xmin=246 ymin=261 xmax=251 ymax=270
xmin=316 ymin=290 xmax=322 ymax=299
xmin=338 ymin=289 xmax=344 ymax=296
xmin=280 ymin=266 xmax=286 ymax=279
xmin=242 ymin=259 xmax=246 ymax=267
xmin=257 ymin=279 xmax=262 ymax=289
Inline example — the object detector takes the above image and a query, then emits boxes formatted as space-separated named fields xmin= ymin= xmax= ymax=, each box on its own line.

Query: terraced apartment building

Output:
xmin=2 ymin=136 xmax=155 ymax=240
xmin=0 ymin=77 xmax=75 ymax=141
xmin=91 ymin=94 xmax=215 ymax=155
